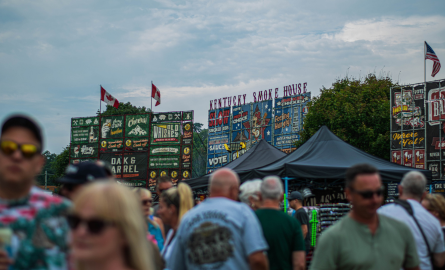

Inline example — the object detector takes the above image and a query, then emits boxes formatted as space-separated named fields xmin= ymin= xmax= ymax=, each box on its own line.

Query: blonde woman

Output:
xmin=157 ymin=182 xmax=193 ymax=266
xmin=422 ymin=194 xmax=445 ymax=230
xmin=134 ymin=188 xmax=165 ymax=251
xmin=69 ymin=181 xmax=162 ymax=270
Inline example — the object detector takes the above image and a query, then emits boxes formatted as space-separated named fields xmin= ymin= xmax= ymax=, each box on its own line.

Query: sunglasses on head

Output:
xmin=142 ymin=199 xmax=153 ymax=205
xmin=351 ymin=187 xmax=384 ymax=199
xmin=0 ymin=140 xmax=40 ymax=159
xmin=66 ymin=214 xmax=114 ymax=235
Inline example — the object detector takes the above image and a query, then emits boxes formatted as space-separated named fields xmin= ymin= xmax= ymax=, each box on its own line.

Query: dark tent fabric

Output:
xmin=185 ymin=139 xmax=287 ymax=189
xmin=250 ymin=126 xmax=432 ymax=182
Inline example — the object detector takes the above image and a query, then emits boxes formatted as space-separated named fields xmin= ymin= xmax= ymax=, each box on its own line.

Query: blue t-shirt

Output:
xmin=168 ymin=197 xmax=268 ymax=270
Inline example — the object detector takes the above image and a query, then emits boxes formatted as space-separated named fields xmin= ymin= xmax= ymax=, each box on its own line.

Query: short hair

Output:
xmin=400 ymin=171 xmax=427 ymax=200
xmin=156 ymin=176 xmax=172 ymax=190
xmin=239 ymin=179 xmax=262 ymax=204
xmin=260 ymin=176 xmax=283 ymax=200
xmin=345 ymin=163 xmax=378 ymax=188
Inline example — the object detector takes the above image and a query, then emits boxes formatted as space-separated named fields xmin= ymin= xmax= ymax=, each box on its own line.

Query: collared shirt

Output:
xmin=310 ymin=214 xmax=419 ymax=270
xmin=0 ymin=187 xmax=71 ymax=270
xmin=168 ymin=197 xmax=268 ymax=270
xmin=379 ymin=199 xmax=445 ymax=270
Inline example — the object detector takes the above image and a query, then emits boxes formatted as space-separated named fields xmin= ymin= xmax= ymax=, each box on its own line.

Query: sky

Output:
xmin=0 ymin=0 xmax=444 ymax=154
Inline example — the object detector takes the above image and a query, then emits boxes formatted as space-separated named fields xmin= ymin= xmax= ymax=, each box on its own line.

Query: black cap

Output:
xmin=1 ymin=114 xmax=43 ymax=151
xmin=288 ymin=191 xmax=303 ymax=201
xmin=58 ymin=162 xmax=108 ymax=185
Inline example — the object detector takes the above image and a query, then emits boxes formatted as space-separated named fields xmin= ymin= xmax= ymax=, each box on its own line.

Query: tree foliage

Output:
xmin=98 ymin=102 xmax=151 ymax=116
xmin=192 ymin=123 xmax=208 ymax=177
xmin=36 ymin=151 xmax=57 ymax=186
xmin=295 ymin=74 xmax=395 ymax=160
xmin=50 ymin=145 xmax=70 ymax=183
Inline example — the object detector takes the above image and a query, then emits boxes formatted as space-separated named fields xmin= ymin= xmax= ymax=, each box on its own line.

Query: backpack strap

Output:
xmin=394 ymin=199 xmax=435 ymax=268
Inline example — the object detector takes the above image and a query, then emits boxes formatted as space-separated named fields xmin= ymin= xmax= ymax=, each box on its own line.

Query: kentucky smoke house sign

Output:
xmin=151 ymin=123 xmax=180 ymax=144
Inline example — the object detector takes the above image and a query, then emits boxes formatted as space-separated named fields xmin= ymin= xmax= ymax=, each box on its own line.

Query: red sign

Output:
xmin=391 ymin=150 xmax=401 ymax=165
xmin=414 ymin=149 xmax=425 ymax=169
xmin=402 ymin=150 xmax=413 ymax=167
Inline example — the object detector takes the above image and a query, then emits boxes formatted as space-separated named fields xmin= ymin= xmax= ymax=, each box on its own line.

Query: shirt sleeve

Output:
xmin=242 ymin=206 xmax=269 ymax=256
xmin=309 ymin=231 xmax=338 ymax=270
xmin=401 ymin=222 xmax=420 ymax=269
xmin=292 ymin=219 xmax=306 ymax=251
xmin=295 ymin=210 xmax=309 ymax=226
xmin=168 ymin=225 xmax=186 ymax=270
xmin=433 ymin=226 xmax=445 ymax=253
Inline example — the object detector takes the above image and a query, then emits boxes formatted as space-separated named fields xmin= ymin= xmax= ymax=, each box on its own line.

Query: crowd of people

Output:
xmin=1 ymin=114 xmax=445 ymax=270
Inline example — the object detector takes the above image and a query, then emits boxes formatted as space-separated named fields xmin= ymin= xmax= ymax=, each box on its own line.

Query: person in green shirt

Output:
xmin=256 ymin=176 xmax=306 ymax=270
xmin=310 ymin=164 xmax=420 ymax=270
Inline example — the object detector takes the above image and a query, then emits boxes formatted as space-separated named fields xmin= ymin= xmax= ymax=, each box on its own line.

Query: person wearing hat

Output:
xmin=58 ymin=162 xmax=109 ymax=200
xmin=289 ymin=191 xmax=311 ymax=254
xmin=0 ymin=114 xmax=71 ymax=270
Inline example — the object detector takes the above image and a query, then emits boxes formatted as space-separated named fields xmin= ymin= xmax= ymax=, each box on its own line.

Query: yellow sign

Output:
xmin=150 ymin=171 xmax=157 ymax=179
xmin=126 ymin=139 xmax=132 ymax=146
xmin=184 ymin=147 xmax=190 ymax=155
xmin=184 ymin=123 xmax=191 ymax=131
xmin=101 ymin=141 xmax=107 ymax=147
xmin=171 ymin=171 xmax=178 ymax=178
xmin=160 ymin=171 xmax=167 ymax=177
xmin=183 ymin=170 xmax=189 ymax=178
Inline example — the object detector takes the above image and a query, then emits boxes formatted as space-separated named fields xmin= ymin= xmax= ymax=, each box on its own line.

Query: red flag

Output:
xmin=100 ymin=86 xmax=119 ymax=109
xmin=152 ymin=83 xmax=161 ymax=106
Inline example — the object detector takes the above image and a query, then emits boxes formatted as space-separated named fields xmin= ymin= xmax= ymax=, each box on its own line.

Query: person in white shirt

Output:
xmin=378 ymin=171 xmax=445 ymax=270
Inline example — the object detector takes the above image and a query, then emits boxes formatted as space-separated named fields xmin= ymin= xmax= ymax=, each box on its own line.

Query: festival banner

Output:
xmin=207 ymin=153 xmax=229 ymax=168
xmin=391 ymin=85 xmax=425 ymax=132
xmin=71 ymin=126 xmax=99 ymax=143
xmin=182 ymin=111 xmax=193 ymax=121
xmin=181 ymin=145 xmax=192 ymax=168
xmin=149 ymin=156 xmax=180 ymax=168
xmin=149 ymin=145 xmax=181 ymax=156
xmin=70 ymin=143 xmax=98 ymax=158
xmin=124 ymin=138 xmax=150 ymax=152
xmin=208 ymin=134 xmax=230 ymax=154
xmin=390 ymin=130 xmax=425 ymax=150
xmin=249 ymin=100 xmax=272 ymax=144
xmin=100 ymin=138 xmax=124 ymax=152
xmin=152 ymin=112 xmax=182 ymax=122
xmin=125 ymin=114 xmax=150 ymax=137
xmin=150 ymin=122 xmax=180 ymax=145
xmin=232 ymin=104 xmax=251 ymax=143
xmin=71 ymin=117 xmax=99 ymax=127
xmin=121 ymin=152 xmax=148 ymax=179
xmin=182 ymin=122 xmax=193 ymax=144
xmin=209 ymin=107 xmax=230 ymax=135
xmin=100 ymin=116 xmax=124 ymax=139
xmin=100 ymin=152 xmax=123 ymax=178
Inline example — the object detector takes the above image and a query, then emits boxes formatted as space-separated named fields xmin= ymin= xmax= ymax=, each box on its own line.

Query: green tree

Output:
xmin=296 ymin=74 xmax=395 ymax=160
xmin=51 ymin=145 xmax=70 ymax=182
xmin=192 ymin=123 xmax=208 ymax=177
xmin=98 ymin=102 xmax=151 ymax=116
xmin=36 ymin=151 xmax=57 ymax=187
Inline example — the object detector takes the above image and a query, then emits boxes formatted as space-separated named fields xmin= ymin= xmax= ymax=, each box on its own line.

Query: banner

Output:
xmin=100 ymin=139 xmax=123 ymax=152
xmin=72 ymin=126 xmax=99 ymax=143
xmin=100 ymin=152 xmax=123 ymax=178
xmin=152 ymin=112 xmax=182 ymax=122
xmin=181 ymin=145 xmax=192 ymax=168
xmin=149 ymin=156 xmax=180 ymax=168
xmin=125 ymin=114 xmax=150 ymax=137
xmin=182 ymin=122 xmax=193 ymax=144
xmin=70 ymin=158 xmax=97 ymax=164
xmin=116 ymin=180 xmax=146 ymax=187
xmin=70 ymin=143 xmax=98 ymax=158
xmin=209 ymin=107 xmax=230 ymax=134
xmin=149 ymin=145 xmax=181 ymax=155
xmin=183 ymin=111 xmax=193 ymax=121
xmin=150 ymin=122 xmax=180 ymax=144
xmin=125 ymin=138 xmax=149 ymax=151
xmin=248 ymin=100 xmax=272 ymax=144
xmin=101 ymin=116 xmax=124 ymax=138
xmin=72 ymin=117 xmax=99 ymax=127
xmin=148 ymin=170 xmax=158 ymax=191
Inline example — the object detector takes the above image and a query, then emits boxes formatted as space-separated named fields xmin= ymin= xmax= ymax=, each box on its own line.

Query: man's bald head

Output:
xmin=209 ymin=168 xmax=240 ymax=200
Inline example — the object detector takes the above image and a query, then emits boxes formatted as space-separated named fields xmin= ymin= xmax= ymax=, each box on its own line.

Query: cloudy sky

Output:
xmin=0 ymin=0 xmax=444 ymax=153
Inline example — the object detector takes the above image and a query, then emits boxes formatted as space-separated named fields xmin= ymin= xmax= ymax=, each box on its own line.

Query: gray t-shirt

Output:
xmin=168 ymin=197 xmax=268 ymax=270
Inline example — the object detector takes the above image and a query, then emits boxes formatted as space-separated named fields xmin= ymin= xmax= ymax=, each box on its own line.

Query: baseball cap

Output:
xmin=58 ymin=162 xmax=108 ymax=185
xmin=1 ymin=114 xmax=43 ymax=151
xmin=288 ymin=191 xmax=303 ymax=201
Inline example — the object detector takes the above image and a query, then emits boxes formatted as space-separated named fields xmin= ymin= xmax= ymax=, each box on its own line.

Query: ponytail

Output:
xmin=177 ymin=183 xmax=194 ymax=222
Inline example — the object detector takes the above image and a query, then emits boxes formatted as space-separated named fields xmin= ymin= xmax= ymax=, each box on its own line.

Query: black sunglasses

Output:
xmin=0 ymin=140 xmax=40 ymax=159
xmin=142 ymin=199 xmax=153 ymax=205
xmin=351 ymin=187 xmax=384 ymax=199
xmin=158 ymin=188 xmax=170 ymax=193
xmin=66 ymin=214 xmax=114 ymax=235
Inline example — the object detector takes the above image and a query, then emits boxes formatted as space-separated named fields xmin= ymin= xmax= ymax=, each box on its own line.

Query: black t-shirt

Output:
xmin=294 ymin=208 xmax=310 ymax=250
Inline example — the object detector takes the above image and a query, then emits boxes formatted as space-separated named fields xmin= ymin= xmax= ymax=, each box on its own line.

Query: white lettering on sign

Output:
xmin=208 ymin=155 xmax=228 ymax=166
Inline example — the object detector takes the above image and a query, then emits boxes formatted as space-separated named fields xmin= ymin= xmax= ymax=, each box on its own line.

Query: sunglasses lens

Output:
xmin=375 ymin=190 xmax=383 ymax=197
xmin=87 ymin=220 xmax=107 ymax=234
xmin=0 ymin=141 xmax=18 ymax=155
xmin=361 ymin=192 xmax=374 ymax=199
xmin=20 ymin=144 xmax=38 ymax=158
xmin=67 ymin=215 xmax=81 ymax=230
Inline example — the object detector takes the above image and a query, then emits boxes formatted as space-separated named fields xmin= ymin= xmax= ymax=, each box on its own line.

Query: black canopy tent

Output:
xmin=185 ymin=139 xmax=287 ymax=189
xmin=249 ymin=126 xmax=432 ymax=183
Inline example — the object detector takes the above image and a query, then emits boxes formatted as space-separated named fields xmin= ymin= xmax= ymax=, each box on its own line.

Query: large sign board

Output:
xmin=206 ymin=84 xmax=312 ymax=172
xmin=390 ymin=79 xmax=445 ymax=181
xmin=70 ymin=111 xmax=194 ymax=190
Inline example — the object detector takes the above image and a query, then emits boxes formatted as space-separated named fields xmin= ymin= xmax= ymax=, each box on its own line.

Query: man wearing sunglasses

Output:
xmin=0 ymin=115 xmax=71 ymax=270
xmin=378 ymin=171 xmax=445 ymax=270
xmin=310 ymin=164 xmax=420 ymax=270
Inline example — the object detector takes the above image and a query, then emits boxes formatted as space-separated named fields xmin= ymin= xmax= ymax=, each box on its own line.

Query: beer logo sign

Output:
xmin=184 ymin=123 xmax=191 ymax=131
xmin=183 ymin=170 xmax=189 ymax=178
xmin=171 ymin=171 xmax=178 ymax=178
xmin=160 ymin=170 xmax=167 ymax=177
xmin=184 ymin=147 xmax=190 ymax=155
xmin=101 ymin=141 xmax=107 ymax=148
xmin=126 ymin=139 xmax=132 ymax=146
xmin=150 ymin=171 xmax=157 ymax=179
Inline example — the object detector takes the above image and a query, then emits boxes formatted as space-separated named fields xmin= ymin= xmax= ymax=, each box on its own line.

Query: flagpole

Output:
xmin=151 ymin=81 xmax=153 ymax=112
xmin=99 ymin=85 xmax=102 ymax=115
xmin=424 ymin=42 xmax=426 ymax=83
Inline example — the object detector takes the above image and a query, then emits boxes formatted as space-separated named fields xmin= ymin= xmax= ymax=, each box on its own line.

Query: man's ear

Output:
xmin=398 ymin=185 xmax=403 ymax=197
xmin=345 ymin=187 xmax=352 ymax=202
